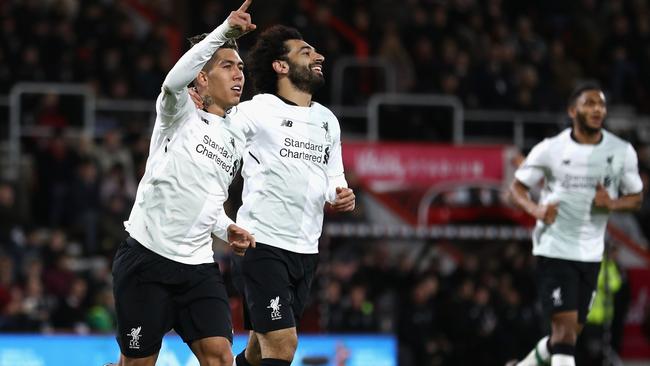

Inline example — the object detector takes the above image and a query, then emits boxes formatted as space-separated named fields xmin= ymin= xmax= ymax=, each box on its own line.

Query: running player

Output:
xmin=232 ymin=25 xmax=355 ymax=366
xmin=508 ymin=82 xmax=643 ymax=366
xmin=110 ymin=2 xmax=256 ymax=365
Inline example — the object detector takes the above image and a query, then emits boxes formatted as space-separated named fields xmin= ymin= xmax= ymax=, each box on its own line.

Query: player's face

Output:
xmin=284 ymin=39 xmax=325 ymax=94
xmin=205 ymin=48 xmax=244 ymax=110
xmin=572 ymin=90 xmax=607 ymax=134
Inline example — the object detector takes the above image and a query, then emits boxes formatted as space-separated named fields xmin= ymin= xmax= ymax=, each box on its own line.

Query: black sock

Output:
xmin=236 ymin=350 xmax=253 ymax=366
xmin=551 ymin=343 xmax=575 ymax=356
xmin=260 ymin=358 xmax=290 ymax=366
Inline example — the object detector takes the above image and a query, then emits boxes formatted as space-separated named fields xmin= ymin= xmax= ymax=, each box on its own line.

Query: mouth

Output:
xmin=231 ymin=85 xmax=242 ymax=95
xmin=311 ymin=64 xmax=323 ymax=75
xmin=589 ymin=115 xmax=603 ymax=123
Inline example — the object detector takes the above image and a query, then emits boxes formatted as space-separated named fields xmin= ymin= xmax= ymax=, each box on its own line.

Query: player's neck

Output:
xmin=277 ymin=81 xmax=312 ymax=107
xmin=205 ymin=104 xmax=226 ymax=118
xmin=571 ymin=125 xmax=602 ymax=145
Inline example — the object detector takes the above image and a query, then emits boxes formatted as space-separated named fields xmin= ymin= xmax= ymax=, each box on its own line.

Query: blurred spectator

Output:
xmin=69 ymin=159 xmax=101 ymax=254
xmin=50 ymin=277 xmax=89 ymax=333
xmin=86 ymin=286 xmax=115 ymax=333
xmin=398 ymin=275 xmax=447 ymax=366
xmin=339 ymin=283 xmax=377 ymax=333
xmin=0 ymin=182 xmax=24 ymax=249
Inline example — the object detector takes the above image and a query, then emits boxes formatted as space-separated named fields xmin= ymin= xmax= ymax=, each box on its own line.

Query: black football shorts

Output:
xmin=232 ymin=243 xmax=319 ymax=333
xmin=536 ymin=255 xmax=600 ymax=323
xmin=112 ymin=236 xmax=232 ymax=358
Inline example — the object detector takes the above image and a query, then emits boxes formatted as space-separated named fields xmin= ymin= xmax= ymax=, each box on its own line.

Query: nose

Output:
xmin=314 ymin=52 xmax=324 ymax=64
xmin=234 ymin=68 xmax=243 ymax=80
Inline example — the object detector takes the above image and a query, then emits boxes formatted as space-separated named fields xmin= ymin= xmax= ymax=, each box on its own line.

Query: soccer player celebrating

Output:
xmin=509 ymin=82 xmax=643 ymax=366
xmin=231 ymin=25 xmax=354 ymax=366
xmin=110 ymin=2 xmax=256 ymax=366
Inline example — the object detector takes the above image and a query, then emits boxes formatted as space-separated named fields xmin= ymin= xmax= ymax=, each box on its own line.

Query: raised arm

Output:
xmin=158 ymin=0 xmax=256 ymax=125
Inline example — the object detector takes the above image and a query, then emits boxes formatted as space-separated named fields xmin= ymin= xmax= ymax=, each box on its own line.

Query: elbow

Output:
xmin=507 ymin=181 xmax=521 ymax=205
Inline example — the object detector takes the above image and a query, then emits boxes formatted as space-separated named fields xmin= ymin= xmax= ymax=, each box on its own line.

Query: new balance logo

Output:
xmin=551 ymin=287 xmax=562 ymax=307
xmin=267 ymin=296 xmax=282 ymax=320
xmin=607 ymin=155 xmax=613 ymax=164
xmin=128 ymin=326 xmax=142 ymax=349
xmin=562 ymin=159 xmax=570 ymax=165
xmin=230 ymin=137 xmax=235 ymax=149
xmin=201 ymin=117 xmax=210 ymax=125
xmin=280 ymin=119 xmax=293 ymax=127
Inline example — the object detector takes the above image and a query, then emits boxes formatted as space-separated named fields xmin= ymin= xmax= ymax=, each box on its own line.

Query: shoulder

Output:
xmin=602 ymin=129 xmax=630 ymax=149
xmin=532 ymin=128 xmax=570 ymax=151
xmin=312 ymin=102 xmax=340 ymax=129
xmin=312 ymin=101 xmax=337 ymax=119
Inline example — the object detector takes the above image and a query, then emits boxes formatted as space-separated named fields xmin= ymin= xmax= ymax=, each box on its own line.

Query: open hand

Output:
xmin=227 ymin=224 xmax=256 ymax=256
xmin=225 ymin=0 xmax=256 ymax=39
xmin=189 ymin=87 xmax=204 ymax=110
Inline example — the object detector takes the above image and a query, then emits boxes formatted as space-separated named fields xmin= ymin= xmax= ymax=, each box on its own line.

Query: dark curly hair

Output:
xmin=187 ymin=33 xmax=238 ymax=72
xmin=246 ymin=25 xmax=303 ymax=94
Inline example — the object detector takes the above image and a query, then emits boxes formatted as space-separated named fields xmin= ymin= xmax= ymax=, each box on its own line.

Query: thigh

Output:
xmin=577 ymin=261 xmax=601 ymax=323
xmin=536 ymin=256 xmax=580 ymax=317
xmin=174 ymin=263 xmax=233 ymax=344
xmin=232 ymin=255 xmax=254 ymax=330
xmin=112 ymin=238 xmax=174 ymax=358
xmin=291 ymin=253 xmax=319 ymax=323
xmin=241 ymin=245 xmax=295 ymax=333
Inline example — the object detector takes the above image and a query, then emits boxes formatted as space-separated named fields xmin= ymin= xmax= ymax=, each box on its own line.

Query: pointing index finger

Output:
xmin=238 ymin=0 xmax=252 ymax=12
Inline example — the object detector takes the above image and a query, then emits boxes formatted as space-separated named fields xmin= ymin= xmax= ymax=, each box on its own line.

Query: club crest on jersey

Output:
xmin=603 ymin=176 xmax=612 ymax=187
xmin=322 ymin=122 xmax=331 ymax=142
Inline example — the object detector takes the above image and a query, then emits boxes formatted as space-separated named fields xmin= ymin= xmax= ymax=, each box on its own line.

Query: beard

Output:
xmin=575 ymin=110 xmax=602 ymax=135
xmin=287 ymin=60 xmax=325 ymax=94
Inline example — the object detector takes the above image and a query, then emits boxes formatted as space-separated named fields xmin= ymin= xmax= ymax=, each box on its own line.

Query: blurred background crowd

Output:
xmin=1 ymin=0 xmax=650 ymax=365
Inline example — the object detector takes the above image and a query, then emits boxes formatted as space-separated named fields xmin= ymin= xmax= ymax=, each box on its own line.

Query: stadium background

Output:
xmin=1 ymin=0 xmax=650 ymax=365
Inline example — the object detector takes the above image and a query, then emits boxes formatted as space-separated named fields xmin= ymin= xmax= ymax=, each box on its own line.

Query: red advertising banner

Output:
xmin=342 ymin=143 xmax=508 ymax=191
xmin=622 ymin=268 xmax=650 ymax=359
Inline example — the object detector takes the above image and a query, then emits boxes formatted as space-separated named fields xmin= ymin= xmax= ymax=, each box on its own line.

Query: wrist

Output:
xmin=525 ymin=202 xmax=540 ymax=218
xmin=606 ymin=199 xmax=616 ymax=211
xmin=214 ymin=20 xmax=233 ymax=42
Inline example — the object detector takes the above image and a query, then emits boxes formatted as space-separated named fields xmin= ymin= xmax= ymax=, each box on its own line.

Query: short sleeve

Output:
xmin=620 ymin=144 xmax=643 ymax=195
xmin=514 ymin=139 xmax=550 ymax=188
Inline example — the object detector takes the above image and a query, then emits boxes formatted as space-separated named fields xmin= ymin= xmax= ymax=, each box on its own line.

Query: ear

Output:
xmin=568 ymin=105 xmax=576 ymax=120
xmin=196 ymin=70 xmax=209 ymax=88
xmin=272 ymin=60 xmax=289 ymax=75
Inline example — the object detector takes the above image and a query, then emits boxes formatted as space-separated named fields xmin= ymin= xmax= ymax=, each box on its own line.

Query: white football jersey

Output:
xmin=125 ymin=21 xmax=244 ymax=264
xmin=232 ymin=94 xmax=347 ymax=254
xmin=515 ymin=128 xmax=643 ymax=262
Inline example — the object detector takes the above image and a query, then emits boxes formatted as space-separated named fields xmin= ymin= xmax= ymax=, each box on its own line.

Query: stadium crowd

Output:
xmin=1 ymin=0 xmax=650 ymax=110
xmin=1 ymin=0 xmax=650 ymax=365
